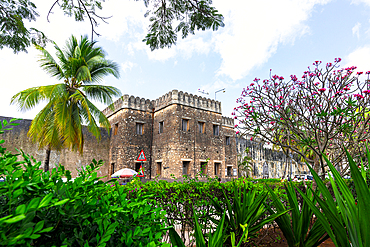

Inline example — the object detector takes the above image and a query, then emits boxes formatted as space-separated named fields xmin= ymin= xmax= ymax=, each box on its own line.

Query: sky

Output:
xmin=2 ymin=0 xmax=370 ymax=122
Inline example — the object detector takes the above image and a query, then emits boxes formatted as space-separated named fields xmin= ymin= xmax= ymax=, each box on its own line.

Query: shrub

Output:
xmin=0 ymin=119 xmax=168 ymax=246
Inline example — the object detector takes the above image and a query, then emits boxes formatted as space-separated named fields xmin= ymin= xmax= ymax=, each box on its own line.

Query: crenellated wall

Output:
xmin=153 ymin=90 xmax=222 ymax=113
xmin=102 ymin=95 xmax=154 ymax=118
xmin=222 ymin=116 xmax=234 ymax=128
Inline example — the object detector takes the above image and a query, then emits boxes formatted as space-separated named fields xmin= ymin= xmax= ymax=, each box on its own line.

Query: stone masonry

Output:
xmin=103 ymin=89 xmax=237 ymax=179
xmin=0 ymin=116 xmax=111 ymax=179
xmin=236 ymin=136 xmax=309 ymax=178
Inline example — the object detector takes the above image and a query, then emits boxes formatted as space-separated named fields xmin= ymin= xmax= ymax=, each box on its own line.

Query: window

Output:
xmin=182 ymin=119 xmax=189 ymax=131
xmin=157 ymin=162 xmax=162 ymax=176
xmin=114 ymin=123 xmax=118 ymax=135
xmin=111 ymin=163 xmax=115 ymax=175
xmin=200 ymin=162 xmax=207 ymax=175
xmin=159 ymin=121 xmax=164 ymax=134
xmin=213 ymin=124 xmax=219 ymax=136
xmin=214 ymin=162 xmax=220 ymax=176
xmin=198 ymin=122 xmax=205 ymax=133
xmin=183 ymin=161 xmax=190 ymax=175
xmin=136 ymin=123 xmax=143 ymax=135
xmin=135 ymin=163 xmax=141 ymax=172
xmin=226 ymin=136 xmax=230 ymax=145
xmin=227 ymin=166 xmax=232 ymax=177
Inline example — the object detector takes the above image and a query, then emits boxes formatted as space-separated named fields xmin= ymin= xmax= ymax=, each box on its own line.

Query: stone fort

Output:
xmin=0 ymin=89 xmax=308 ymax=180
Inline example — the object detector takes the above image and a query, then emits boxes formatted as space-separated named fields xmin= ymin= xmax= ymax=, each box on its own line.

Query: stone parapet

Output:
xmin=153 ymin=89 xmax=222 ymax=113
xmin=103 ymin=89 xmax=222 ymax=117
xmin=102 ymin=94 xmax=154 ymax=118
xmin=222 ymin=116 xmax=234 ymax=128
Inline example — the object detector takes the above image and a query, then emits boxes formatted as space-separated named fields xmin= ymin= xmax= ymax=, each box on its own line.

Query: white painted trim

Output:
xmin=199 ymin=159 xmax=208 ymax=162
xmin=155 ymin=159 xmax=163 ymax=163
xmin=226 ymin=164 xmax=233 ymax=167
xmin=181 ymin=158 xmax=193 ymax=161
xmin=134 ymin=161 xmax=147 ymax=163
xmin=197 ymin=120 xmax=206 ymax=123
xmin=213 ymin=160 xmax=223 ymax=163
xmin=182 ymin=117 xmax=192 ymax=120
xmin=135 ymin=121 xmax=146 ymax=124
xmin=212 ymin=122 xmax=221 ymax=125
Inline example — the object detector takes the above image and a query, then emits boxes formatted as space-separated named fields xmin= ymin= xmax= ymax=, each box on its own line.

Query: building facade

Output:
xmin=103 ymin=89 xmax=237 ymax=179
xmin=236 ymin=137 xmax=309 ymax=178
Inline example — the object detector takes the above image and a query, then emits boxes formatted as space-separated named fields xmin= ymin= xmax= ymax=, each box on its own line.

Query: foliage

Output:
xmin=168 ymin=210 xmax=248 ymax=247
xmin=0 ymin=0 xmax=47 ymax=53
xmin=11 ymin=35 xmax=121 ymax=170
xmin=141 ymin=0 xmax=224 ymax=50
xmin=209 ymin=181 xmax=287 ymax=245
xmin=266 ymin=182 xmax=329 ymax=247
xmin=1 ymin=0 xmax=223 ymax=53
xmin=298 ymin=146 xmax=370 ymax=247
xmin=0 ymin=120 xmax=167 ymax=246
xmin=234 ymin=58 xmax=370 ymax=176
xmin=124 ymin=176 xmax=287 ymax=245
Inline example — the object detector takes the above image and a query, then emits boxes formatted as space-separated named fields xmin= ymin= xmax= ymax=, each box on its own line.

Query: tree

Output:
xmin=1 ymin=0 xmax=224 ymax=53
xmin=11 ymin=35 xmax=121 ymax=171
xmin=0 ymin=0 xmax=47 ymax=53
xmin=234 ymin=59 xmax=370 ymax=177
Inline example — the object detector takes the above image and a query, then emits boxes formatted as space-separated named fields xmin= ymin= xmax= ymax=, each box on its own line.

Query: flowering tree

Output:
xmin=234 ymin=59 xmax=370 ymax=176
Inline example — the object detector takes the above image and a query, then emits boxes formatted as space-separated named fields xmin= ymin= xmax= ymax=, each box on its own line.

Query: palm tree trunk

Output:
xmin=44 ymin=145 xmax=51 ymax=172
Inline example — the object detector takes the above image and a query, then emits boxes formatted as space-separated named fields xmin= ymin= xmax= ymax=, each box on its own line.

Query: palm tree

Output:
xmin=11 ymin=35 xmax=121 ymax=171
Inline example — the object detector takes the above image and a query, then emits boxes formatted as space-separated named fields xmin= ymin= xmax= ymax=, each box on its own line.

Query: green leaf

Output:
xmin=33 ymin=220 xmax=44 ymax=233
xmin=13 ymin=188 xmax=23 ymax=198
xmin=15 ymin=204 xmax=26 ymax=215
xmin=39 ymin=227 xmax=53 ymax=233
xmin=53 ymin=199 xmax=69 ymax=206
xmin=38 ymin=193 xmax=53 ymax=209
xmin=4 ymin=214 xmax=26 ymax=224
xmin=26 ymin=198 xmax=41 ymax=212
xmin=168 ymin=227 xmax=185 ymax=247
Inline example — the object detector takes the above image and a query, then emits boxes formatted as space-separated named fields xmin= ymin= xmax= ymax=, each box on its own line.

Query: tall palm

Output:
xmin=11 ymin=35 xmax=121 ymax=171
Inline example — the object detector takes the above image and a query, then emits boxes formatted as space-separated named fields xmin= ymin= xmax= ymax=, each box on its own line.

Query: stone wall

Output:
xmin=236 ymin=137 xmax=309 ymax=178
xmin=0 ymin=116 xmax=111 ymax=179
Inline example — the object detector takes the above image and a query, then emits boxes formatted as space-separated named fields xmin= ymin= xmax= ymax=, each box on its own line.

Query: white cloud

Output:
xmin=351 ymin=0 xmax=370 ymax=6
xmin=212 ymin=0 xmax=332 ymax=80
xmin=129 ymin=35 xmax=212 ymax=62
xmin=121 ymin=61 xmax=137 ymax=72
xmin=344 ymin=45 xmax=370 ymax=72
xmin=352 ymin=22 xmax=361 ymax=38
xmin=200 ymin=62 xmax=205 ymax=72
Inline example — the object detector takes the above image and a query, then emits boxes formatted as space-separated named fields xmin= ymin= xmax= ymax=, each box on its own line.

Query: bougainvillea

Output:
xmin=234 ymin=58 xmax=370 ymax=176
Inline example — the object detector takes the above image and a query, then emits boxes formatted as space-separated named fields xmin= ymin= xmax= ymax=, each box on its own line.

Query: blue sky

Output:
xmin=2 ymin=0 xmax=370 ymax=122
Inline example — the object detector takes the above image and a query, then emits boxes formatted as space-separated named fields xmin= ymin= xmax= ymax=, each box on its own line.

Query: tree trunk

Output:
xmin=44 ymin=145 xmax=51 ymax=172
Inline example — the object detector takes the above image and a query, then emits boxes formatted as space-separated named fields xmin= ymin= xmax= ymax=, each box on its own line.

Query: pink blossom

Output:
xmin=236 ymin=131 xmax=240 ymax=134
xmin=357 ymin=71 xmax=363 ymax=75
xmin=318 ymin=88 xmax=326 ymax=92
xmin=334 ymin=58 xmax=342 ymax=63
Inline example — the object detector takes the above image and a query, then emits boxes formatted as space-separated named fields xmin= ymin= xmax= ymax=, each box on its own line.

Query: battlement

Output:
xmin=153 ymin=89 xmax=222 ymax=113
xmin=222 ymin=116 xmax=234 ymax=128
xmin=102 ymin=94 xmax=153 ymax=117
xmin=103 ymin=89 xmax=223 ymax=117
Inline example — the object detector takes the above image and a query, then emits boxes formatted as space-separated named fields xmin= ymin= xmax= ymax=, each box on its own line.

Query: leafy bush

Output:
xmin=0 ymin=119 xmax=168 ymax=246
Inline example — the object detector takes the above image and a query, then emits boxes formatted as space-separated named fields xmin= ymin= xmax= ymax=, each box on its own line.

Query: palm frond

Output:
xmin=88 ymin=60 xmax=120 ymax=83
xmin=36 ymin=44 xmax=65 ymax=80
xmin=10 ymin=84 xmax=66 ymax=111
xmin=82 ymin=85 xmax=121 ymax=105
